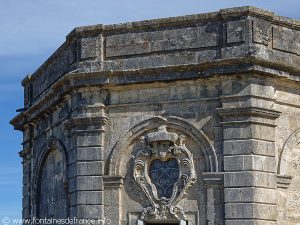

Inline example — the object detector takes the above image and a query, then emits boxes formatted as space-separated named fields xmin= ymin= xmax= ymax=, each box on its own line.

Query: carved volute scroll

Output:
xmin=133 ymin=125 xmax=197 ymax=221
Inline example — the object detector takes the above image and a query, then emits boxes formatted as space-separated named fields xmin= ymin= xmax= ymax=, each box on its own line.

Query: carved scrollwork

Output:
xmin=133 ymin=125 xmax=196 ymax=221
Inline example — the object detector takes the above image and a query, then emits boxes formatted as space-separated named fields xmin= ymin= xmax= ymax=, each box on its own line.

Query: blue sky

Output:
xmin=0 ymin=0 xmax=299 ymax=221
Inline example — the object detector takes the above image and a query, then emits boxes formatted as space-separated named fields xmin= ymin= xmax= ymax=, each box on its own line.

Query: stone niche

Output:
xmin=11 ymin=6 xmax=300 ymax=225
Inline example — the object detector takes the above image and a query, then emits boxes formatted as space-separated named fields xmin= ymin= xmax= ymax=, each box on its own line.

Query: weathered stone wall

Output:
xmin=20 ymin=7 xmax=300 ymax=109
xmin=274 ymin=80 xmax=300 ymax=225
xmin=104 ymin=80 xmax=223 ymax=224
xmin=11 ymin=6 xmax=300 ymax=225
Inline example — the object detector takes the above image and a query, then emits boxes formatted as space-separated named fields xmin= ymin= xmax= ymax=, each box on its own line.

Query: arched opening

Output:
xmin=277 ymin=129 xmax=300 ymax=224
xmin=108 ymin=116 xmax=219 ymax=176
xmin=37 ymin=149 xmax=68 ymax=218
xmin=33 ymin=137 xmax=69 ymax=219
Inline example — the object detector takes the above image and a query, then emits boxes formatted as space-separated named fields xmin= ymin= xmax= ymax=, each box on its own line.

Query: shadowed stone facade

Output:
xmin=11 ymin=6 xmax=300 ymax=225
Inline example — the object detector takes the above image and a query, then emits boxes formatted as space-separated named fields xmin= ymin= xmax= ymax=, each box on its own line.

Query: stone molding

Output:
xmin=203 ymin=172 xmax=224 ymax=187
xmin=217 ymin=106 xmax=281 ymax=119
xmin=217 ymin=106 xmax=281 ymax=128
xmin=103 ymin=175 xmax=124 ymax=189
xmin=203 ymin=172 xmax=224 ymax=225
xmin=277 ymin=174 xmax=293 ymax=189
xmin=21 ymin=6 xmax=300 ymax=89
xmin=65 ymin=116 xmax=109 ymax=130
xmin=278 ymin=128 xmax=300 ymax=176
xmin=107 ymin=116 xmax=219 ymax=176
xmin=10 ymin=67 xmax=291 ymax=132
xmin=64 ymin=103 xmax=108 ymax=136
xmin=19 ymin=148 xmax=31 ymax=160
xmin=10 ymin=7 xmax=300 ymax=132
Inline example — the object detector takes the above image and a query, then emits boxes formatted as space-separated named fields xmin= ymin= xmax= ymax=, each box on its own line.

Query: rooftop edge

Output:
xmin=21 ymin=6 xmax=300 ymax=87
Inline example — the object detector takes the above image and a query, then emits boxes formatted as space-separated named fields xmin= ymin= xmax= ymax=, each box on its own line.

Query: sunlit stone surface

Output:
xmin=11 ymin=6 xmax=300 ymax=225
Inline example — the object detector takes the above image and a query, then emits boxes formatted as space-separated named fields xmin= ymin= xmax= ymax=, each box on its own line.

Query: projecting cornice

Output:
xmin=11 ymin=6 xmax=300 ymax=130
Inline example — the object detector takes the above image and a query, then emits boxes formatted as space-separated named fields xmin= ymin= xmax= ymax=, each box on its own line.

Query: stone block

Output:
xmin=22 ymin=207 xmax=30 ymax=219
xmin=224 ymin=171 xmax=276 ymax=188
xmin=225 ymin=203 xmax=277 ymax=220
xmin=119 ymin=89 xmax=139 ymax=104
xmin=105 ymin=32 xmax=151 ymax=57
xmin=221 ymin=45 xmax=252 ymax=59
xmin=162 ymin=102 xmax=200 ymax=118
xmin=69 ymin=40 xmax=77 ymax=64
xmin=225 ymin=220 xmax=276 ymax=225
xmin=169 ymin=83 xmax=197 ymax=100
xmin=152 ymin=25 xmax=220 ymax=51
xmin=22 ymin=196 xmax=30 ymax=208
xmin=223 ymin=139 xmax=275 ymax=156
xmin=22 ymin=174 xmax=30 ymax=185
xmin=125 ymin=104 xmax=162 ymax=118
xmin=138 ymin=87 xmax=169 ymax=103
xmin=23 ymin=161 xmax=31 ymax=174
xmin=105 ymin=25 xmax=219 ymax=58
xmin=252 ymin=19 xmax=271 ymax=46
xmin=198 ymin=84 xmax=209 ymax=98
xmin=221 ymin=96 xmax=275 ymax=109
xmin=227 ymin=20 xmax=246 ymax=44
xmin=69 ymin=176 xmax=103 ymax=192
xmin=70 ymin=134 xmax=103 ymax=148
xmin=223 ymin=124 xmax=275 ymax=141
xmin=221 ymin=77 xmax=273 ymax=97
xmin=70 ymin=205 xmax=104 ymax=219
xmin=80 ymin=37 xmax=100 ymax=59
xmin=69 ymin=147 xmax=104 ymax=165
xmin=225 ymin=187 xmax=276 ymax=204
xmin=164 ymin=51 xmax=197 ymax=65
xmin=22 ymin=184 xmax=30 ymax=196
xmin=70 ymin=191 xmax=103 ymax=205
xmin=207 ymin=83 xmax=222 ymax=98
xmin=197 ymin=49 xmax=218 ymax=62
xmin=225 ymin=203 xmax=253 ymax=219
xmin=31 ymin=45 xmax=71 ymax=99
xmin=273 ymin=25 xmax=300 ymax=55
xmin=68 ymin=161 xmax=104 ymax=178
xmin=224 ymin=155 xmax=276 ymax=172
xmin=222 ymin=78 xmax=274 ymax=97
xmin=109 ymin=91 xmax=119 ymax=105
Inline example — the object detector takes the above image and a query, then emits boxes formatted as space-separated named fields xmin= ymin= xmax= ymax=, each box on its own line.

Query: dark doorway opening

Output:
xmin=146 ymin=224 xmax=179 ymax=225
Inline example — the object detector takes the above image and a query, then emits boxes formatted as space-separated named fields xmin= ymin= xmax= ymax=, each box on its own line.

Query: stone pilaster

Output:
xmin=19 ymin=147 xmax=32 ymax=221
xmin=19 ymin=123 xmax=35 ymax=222
xmin=203 ymin=172 xmax=224 ymax=225
xmin=218 ymin=105 xmax=280 ymax=225
xmin=103 ymin=176 xmax=123 ymax=225
xmin=65 ymin=103 xmax=108 ymax=222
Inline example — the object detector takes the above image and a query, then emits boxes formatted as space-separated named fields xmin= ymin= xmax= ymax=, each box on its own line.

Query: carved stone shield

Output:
xmin=149 ymin=158 xmax=180 ymax=199
xmin=133 ymin=125 xmax=196 ymax=221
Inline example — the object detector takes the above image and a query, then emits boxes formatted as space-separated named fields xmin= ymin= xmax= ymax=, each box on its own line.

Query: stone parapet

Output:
xmin=12 ymin=6 xmax=300 ymax=123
